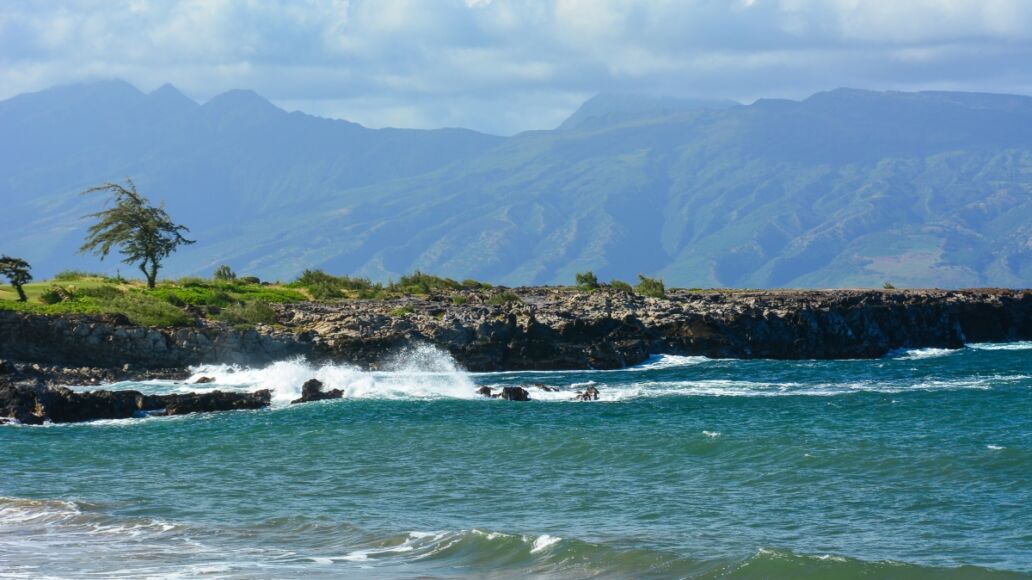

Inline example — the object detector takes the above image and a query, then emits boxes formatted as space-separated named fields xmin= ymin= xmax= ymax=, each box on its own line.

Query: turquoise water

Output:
xmin=2 ymin=343 xmax=1030 ymax=578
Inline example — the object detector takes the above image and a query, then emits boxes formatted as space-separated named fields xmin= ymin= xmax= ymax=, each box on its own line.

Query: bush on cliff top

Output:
xmin=575 ymin=271 xmax=600 ymax=292
xmin=217 ymin=301 xmax=277 ymax=327
xmin=635 ymin=275 xmax=666 ymax=299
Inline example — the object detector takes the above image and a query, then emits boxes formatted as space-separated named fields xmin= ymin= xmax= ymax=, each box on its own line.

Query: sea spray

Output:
xmin=186 ymin=344 xmax=476 ymax=404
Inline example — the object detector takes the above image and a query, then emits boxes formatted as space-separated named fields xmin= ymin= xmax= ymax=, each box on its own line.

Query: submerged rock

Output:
xmin=290 ymin=378 xmax=343 ymax=404
xmin=194 ymin=376 xmax=215 ymax=384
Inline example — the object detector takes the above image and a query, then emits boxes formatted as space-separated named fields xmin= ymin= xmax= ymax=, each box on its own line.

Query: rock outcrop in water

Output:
xmin=1 ymin=288 xmax=1029 ymax=377
xmin=290 ymin=379 xmax=343 ymax=404
xmin=0 ymin=380 xmax=271 ymax=425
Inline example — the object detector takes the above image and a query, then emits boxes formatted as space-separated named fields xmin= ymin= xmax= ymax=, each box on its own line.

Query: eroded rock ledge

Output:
xmin=0 ymin=381 xmax=270 ymax=425
xmin=1 ymin=288 xmax=1029 ymax=374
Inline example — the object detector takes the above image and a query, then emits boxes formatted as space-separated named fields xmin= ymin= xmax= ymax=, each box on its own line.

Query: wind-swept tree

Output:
xmin=0 ymin=256 xmax=32 ymax=301
xmin=80 ymin=179 xmax=194 ymax=289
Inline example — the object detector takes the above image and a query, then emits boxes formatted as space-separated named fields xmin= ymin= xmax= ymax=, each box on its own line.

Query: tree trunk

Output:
xmin=147 ymin=260 xmax=159 ymax=289
xmin=13 ymin=283 xmax=26 ymax=302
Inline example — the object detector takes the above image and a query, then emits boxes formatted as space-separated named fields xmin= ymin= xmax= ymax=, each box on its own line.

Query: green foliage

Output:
xmin=39 ymin=286 xmax=71 ymax=305
xmin=79 ymin=178 xmax=194 ymax=288
xmin=54 ymin=270 xmax=103 ymax=281
xmin=213 ymin=264 xmax=236 ymax=281
xmin=176 ymin=276 xmax=207 ymax=287
xmin=217 ymin=301 xmax=277 ymax=327
xmin=462 ymin=278 xmax=492 ymax=290
xmin=389 ymin=306 xmax=414 ymax=317
xmin=393 ymin=271 xmax=462 ymax=294
xmin=0 ymin=255 xmax=32 ymax=302
xmin=883 ymin=281 xmax=896 ymax=289
xmin=575 ymin=271 xmax=600 ymax=291
xmin=292 ymin=269 xmax=380 ymax=300
xmin=635 ymin=275 xmax=666 ymax=298
xmin=109 ymin=293 xmax=192 ymax=327
xmin=609 ymin=279 xmax=633 ymax=293
xmin=451 ymin=295 xmax=468 ymax=306
xmin=488 ymin=291 xmax=521 ymax=305
xmin=239 ymin=276 xmax=261 ymax=285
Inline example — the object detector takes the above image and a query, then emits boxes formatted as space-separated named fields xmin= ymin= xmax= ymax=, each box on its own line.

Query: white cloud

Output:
xmin=1 ymin=0 xmax=1032 ymax=133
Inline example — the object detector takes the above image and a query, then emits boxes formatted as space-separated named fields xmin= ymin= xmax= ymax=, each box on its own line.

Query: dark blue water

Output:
xmin=1 ymin=343 xmax=1030 ymax=578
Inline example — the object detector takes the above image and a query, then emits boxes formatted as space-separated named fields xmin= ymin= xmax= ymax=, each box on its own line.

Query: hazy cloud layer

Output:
xmin=3 ymin=0 xmax=1032 ymax=134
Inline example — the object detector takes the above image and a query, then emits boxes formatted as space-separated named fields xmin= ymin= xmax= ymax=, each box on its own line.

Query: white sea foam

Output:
xmin=968 ymin=341 xmax=1032 ymax=351
xmin=987 ymin=444 xmax=1005 ymax=451
xmin=470 ymin=354 xmax=711 ymax=377
xmin=530 ymin=534 xmax=562 ymax=553
xmin=703 ymin=430 xmax=721 ymax=438
xmin=184 ymin=344 xmax=476 ymax=404
xmin=890 ymin=347 xmax=956 ymax=360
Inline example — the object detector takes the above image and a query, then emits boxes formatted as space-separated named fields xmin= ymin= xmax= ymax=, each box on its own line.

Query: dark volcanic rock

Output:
xmin=1 ymin=288 xmax=1030 ymax=373
xmin=573 ymin=385 xmax=600 ymax=401
xmin=156 ymin=390 xmax=272 ymax=416
xmin=476 ymin=386 xmax=495 ymax=398
xmin=0 ymin=383 xmax=272 ymax=424
xmin=499 ymin=386 xmax=530 ymax=401
xmin=194 ymin=376 xmax=215 ymax=384
xmin=290 ymin=379 xmax=343 ymax=404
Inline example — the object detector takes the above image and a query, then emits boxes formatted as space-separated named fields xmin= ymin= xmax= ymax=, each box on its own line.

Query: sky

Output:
xmin=3 ymin=0 xmax=1032 ymax=135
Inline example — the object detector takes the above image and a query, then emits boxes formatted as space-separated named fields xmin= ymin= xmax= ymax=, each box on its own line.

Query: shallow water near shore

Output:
xmin=2 ymin=343 xmax=1030 ymax=578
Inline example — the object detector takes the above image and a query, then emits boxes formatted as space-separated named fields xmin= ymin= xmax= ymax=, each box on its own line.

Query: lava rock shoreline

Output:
xmin=0 ymin=288 xmax=1029 ymax=376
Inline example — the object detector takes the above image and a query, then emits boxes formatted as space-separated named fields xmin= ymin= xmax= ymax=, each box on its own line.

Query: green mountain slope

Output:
xmin=1 ymin=83 xmax=1030 ymax=287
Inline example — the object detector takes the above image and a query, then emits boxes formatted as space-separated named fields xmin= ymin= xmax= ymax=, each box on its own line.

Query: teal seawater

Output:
xmin=1 ymin=343 xmax=1030 ymax=578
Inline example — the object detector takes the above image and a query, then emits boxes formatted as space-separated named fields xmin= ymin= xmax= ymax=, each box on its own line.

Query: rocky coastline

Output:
xmin=2 ymin=287 xmax=1029 ymax=423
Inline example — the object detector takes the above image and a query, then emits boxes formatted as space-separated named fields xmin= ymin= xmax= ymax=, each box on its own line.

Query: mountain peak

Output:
xmin=202 ymin=89 xmax=281 ymax=114
xmin=559 ymin=92 xmax=739 ymax=131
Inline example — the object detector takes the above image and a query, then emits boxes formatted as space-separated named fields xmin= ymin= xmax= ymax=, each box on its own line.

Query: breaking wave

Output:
xmin=0 ymin=498 xmax=1015 ymax=579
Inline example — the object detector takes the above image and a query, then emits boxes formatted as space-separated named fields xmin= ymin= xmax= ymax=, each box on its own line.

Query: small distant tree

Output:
xmin=213 ymin=264 xmax=236 ymax=281
xmin=635 ymin=274 xmax=666 ymax=299
xmin=79 ymin=179 xmax=194 ymax=289
xmin=883 ymin=281 xmax=896 ymax=290
xmin=0 ymin=256 xmax=32 ymax=301
xmin=575 ymin=271 xmax=599 ymax=291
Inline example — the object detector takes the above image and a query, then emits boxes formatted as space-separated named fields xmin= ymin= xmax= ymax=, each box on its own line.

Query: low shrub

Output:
xmin=109 ymin=293 xmax=192 ymax=327
xmin=39 ymin=286 xmax=71 ymax=304
xmin=488 ymin=291 xmax=521 ymax=305
xmin=54 ymin=270 xmax=103 ymax=281
xmin=389 ymin=306 xmax=414 ymax=317
xmin=462 ymin=278 xmax=491 ymax=290
xmin=635 ymin=275 xmax=666 ymax=299
xmin=177 ymin=276 xmax=208 ymax=287
xmin=392 ymin=271 xmax=462 ymax=294
xmin=239 ymin=276 xmax=261 ymax=285
xmin=576 ymin=271 xmax=600 ymax=291
xmin=217 ymin=301 xmax=277 ymax=326
xmin=74 ymin=285 xmax=122 ymax=300
xmin=452 ymin=295 xmax=468 ymax=306
xmin=609 ymin=279 xmax=633 ymax=293
xmin=292 ymin=269 xmax=378 ymax=300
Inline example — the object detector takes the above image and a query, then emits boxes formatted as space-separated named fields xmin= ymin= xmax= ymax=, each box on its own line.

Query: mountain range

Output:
xmin=1 ymin=80 xmax=1030 ymax=288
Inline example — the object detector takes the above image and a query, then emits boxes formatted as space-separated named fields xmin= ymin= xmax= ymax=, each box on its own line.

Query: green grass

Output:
xmin=0 ymin=275 xmax=303 ymax=328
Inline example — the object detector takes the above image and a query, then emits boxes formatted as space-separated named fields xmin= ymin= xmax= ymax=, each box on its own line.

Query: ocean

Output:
xmin=1 ymin=342 xmax=1030 ymax=578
